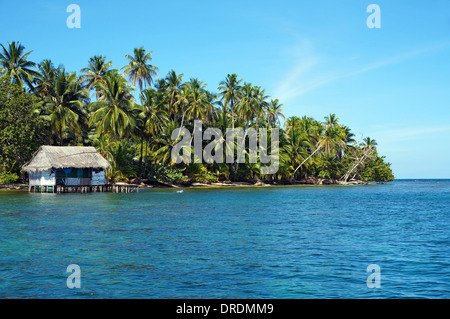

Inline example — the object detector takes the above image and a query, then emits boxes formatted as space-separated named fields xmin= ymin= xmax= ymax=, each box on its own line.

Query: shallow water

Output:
xmin=0 ymin=180 xmax=448 ymax=298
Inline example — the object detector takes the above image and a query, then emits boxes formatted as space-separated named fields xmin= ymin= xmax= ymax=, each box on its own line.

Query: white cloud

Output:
xmin=373 ymin=125 xmax=450 ymax=143
xmin=274 ymin=41 xmax=450 ymax=104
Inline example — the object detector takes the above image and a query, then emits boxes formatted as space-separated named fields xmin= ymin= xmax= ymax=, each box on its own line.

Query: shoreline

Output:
xmin=0 ymin=178 xmax=372 ymax=191
xmin=134 ymin=177 xmax=372 ymax=189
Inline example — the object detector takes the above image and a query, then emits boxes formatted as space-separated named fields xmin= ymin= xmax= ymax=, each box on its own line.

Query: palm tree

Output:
xmin=0 ymin=41 xmax=40 ymax=89
xmin=89 ymin=70 xmax=136 ymax=140
xmin=342 ymin=125 xmax=356 ymax=146
xmin=292 ymin=116 xmax=346 ymax=178
xmin=218 ymin=74 xmax=242 ymax=129
xmin=39 ymin=69 xmax=90 ymax=145
xmin=267 ymin=99 xmax=285 ymax=127
xmin=140 ymin=88 xmax=169 ymax=171
xmin=81 ymin=55 xmax=112 ymax=99
xmin=92 ymin=134 xmax=115 ymax=163
xmin=253 ymin=86 xmax=269 ymax=125
xmin=324 ymin=113 xmax=339 ymax=128
xmin=184 ymin=79 xmax=211 ymax=120
xmin=172 ymin=85 xmax=190 ymax=140
xmin=362 ymin=137 xmax=378 ymax=150
xmin=236 ymin=83 xmax=257 ymax=126
xmin=340 ymin=137 xmax=378 ymax=182
xmin=164 ymin=70 xmax=184 ymax=114
xmin=122 ymin=47 xmax=158 ymax=103
xmin=34 ymin=59 xmax=60 ymax=98
xmin=283 ymin=117 xmax=315 ymax=180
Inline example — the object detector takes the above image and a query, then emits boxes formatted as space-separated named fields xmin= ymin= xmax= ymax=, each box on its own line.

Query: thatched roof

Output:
xmin=22 ymin=146 xmax=111 ymax=172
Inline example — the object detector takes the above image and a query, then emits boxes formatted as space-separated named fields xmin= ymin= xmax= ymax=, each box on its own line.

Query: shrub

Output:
xmin=0 ymin=172 xmax=19 ymax=184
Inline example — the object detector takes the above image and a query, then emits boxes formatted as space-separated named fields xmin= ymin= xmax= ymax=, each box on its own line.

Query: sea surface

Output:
xmin=0 ymin=180 xmax=448 ymax=299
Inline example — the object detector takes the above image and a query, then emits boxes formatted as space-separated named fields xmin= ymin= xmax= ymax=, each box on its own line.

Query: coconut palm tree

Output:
xmin=362 ymin=137 xmax=378 ymax=150
xmin=184 ymin=78 xmax=214 ymax=122
xmin=81 ymin=55 xmax=112 ymax=99
xmin=218 ymin=74 xmax=242 ymax=129
xmin=122 ymin=47 xmax=158 ymax=104
xmin=324 ymin=113 xmax=339 ymax=128
xmin=0 ymin=41 xmax=40 ymax=89
xmin=283 ymin=117 xmax=315 ymax=179
xmin=140 ymin=88 xmax=169 ymax=170
xmin=253 ymin=86 xmax=269 ymax=125
xmin=39 ymin=68 xmax=90 ymax=145
xmin=164 ymin=70 xmax=184 ymax=115
xmin=236 ymin=83 xmax=257 ymax=126
xmin=34 ymin=59 xmax=60 ymax=98
xmin=292 ymin=117 xmax=346 ymax=178
xmin=340 ymin=136 xmax=378 ymax=182
xmin=152 ymin=120 xmax=184 ymax=164
xmin=267 ymin=99 xmax=285 ymax=127
xmin=90 ymin=70 xmax=136 ymax=140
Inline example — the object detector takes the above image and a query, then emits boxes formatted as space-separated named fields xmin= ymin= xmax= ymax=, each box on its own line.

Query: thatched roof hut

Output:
xmin=23 ymin=146 xmax=110 ymax=172
xmin=21 ymin=146 xmax=141 ymax=193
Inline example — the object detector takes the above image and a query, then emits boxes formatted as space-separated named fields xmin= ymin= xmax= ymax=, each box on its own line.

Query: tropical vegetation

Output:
xmin=0 ymin=41 xmax=394 ymax=185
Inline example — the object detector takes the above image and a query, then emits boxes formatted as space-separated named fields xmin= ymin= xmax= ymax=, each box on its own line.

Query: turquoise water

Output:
xmin=0 ymin=180 xmax=448 ymax=298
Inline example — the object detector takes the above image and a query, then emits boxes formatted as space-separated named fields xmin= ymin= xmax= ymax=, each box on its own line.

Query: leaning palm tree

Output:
xmin=81 ymin=55 xmax=112 ymax=99
xmin=39 ymin=68 xmax=90 ymax=145
xmin=89 ymin=70 xmax=136 ymax=140
xmin=292 ymin=119 xmax=346 ymax=178
xmin=122 ymin=47 xmax=158 ymax=103
xmin=0 ymin=41 xmax=40 ymax=89
xmin=340 ymin=137 xmax=378 ymax=182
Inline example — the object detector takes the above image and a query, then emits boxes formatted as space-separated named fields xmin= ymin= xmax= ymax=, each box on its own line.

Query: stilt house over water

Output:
xmin=22 ymin=146 xmax=111 ymax=192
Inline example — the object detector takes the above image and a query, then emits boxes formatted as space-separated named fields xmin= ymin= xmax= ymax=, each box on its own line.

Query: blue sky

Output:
xmin=1 ymin=0 xmax=450 ymax=178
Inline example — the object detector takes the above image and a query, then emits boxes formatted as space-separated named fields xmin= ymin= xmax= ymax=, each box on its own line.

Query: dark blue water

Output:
xmin=0 ymin=180 xmax=448 ymax=298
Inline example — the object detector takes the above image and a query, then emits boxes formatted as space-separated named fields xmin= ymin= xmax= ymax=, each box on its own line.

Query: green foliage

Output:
xmin=107 ymin=140 xmax=138 ymax=182
xmin=193 ymin=166 xmax=219 ymax=183
xmin=361 ymin=156 xmax=395 ymax=182
xmin=318 ymin=170 xmax=331 ymax=179
xmin=0 ymin=79 xmax=44 ymax=175
xmin=0 ymin=41 xmax=40 ymax=89
xmin=146 ymin=164 xmax=187 ymax=184
xmin=0 ymin=172 xmax=19 ymax=183
xmin=0 ymin=41 xmax=396 ymax=185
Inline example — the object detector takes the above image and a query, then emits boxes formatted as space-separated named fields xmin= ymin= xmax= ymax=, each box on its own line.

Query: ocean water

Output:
xmin=0 ymin=180 xmax=448 ymax=299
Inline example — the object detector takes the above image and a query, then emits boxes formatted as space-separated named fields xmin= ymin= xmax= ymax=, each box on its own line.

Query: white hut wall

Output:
xmin=91 ymin=170 xmax=107 ymax=186
xmin=29 ymin=170 xmax=56 ymax=186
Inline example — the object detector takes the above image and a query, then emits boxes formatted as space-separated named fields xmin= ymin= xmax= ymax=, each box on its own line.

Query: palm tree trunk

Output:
xmin=59 ymin=123 xmax=63 ymax=146
xmin=144 ymin=137 xmax=148 ymax=174
xmin=139 ymin=135 xmax=144 ymax=177
xmin=340 ymin=149 xmax=373 ymax=182
xmin=231 ymin=100 xmax=235 ymax=130
xmin=292 ymin=143 xmax=323 ymax=178
xmin=233 ymin=124 xmax=250 ymax=175
xmin=175 ymin=112 xmax=186 ymax=141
